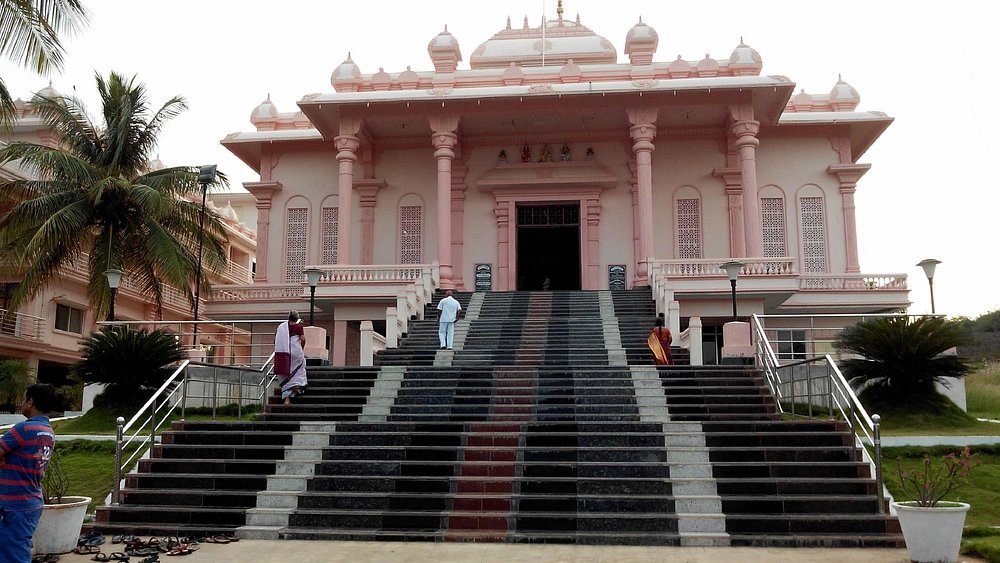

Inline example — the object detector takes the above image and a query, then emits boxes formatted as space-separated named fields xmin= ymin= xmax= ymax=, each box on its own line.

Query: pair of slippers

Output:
xmin=91 ymin=553 xmax=130 ymax=562
xmin=30 ymin=554 xmax=59 ymax=563
xmin=78 ymin=532 xmax=106 ymax=547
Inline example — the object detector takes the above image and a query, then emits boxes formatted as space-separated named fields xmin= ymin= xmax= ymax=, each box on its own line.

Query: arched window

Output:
xmin=674 ymin=187 xmax=702 ymax=259
xmin=799 ymin=194 xmax=827 ymax=273
xmin=760 ymin=187 xmax=787 ymax=258
xmin=284 ymin=205 xmax=308 ymax=282
xmin=399 ymin=195 xmax=423 ymax=264
xmin=322 ymin=206 xmax=338 ymax=264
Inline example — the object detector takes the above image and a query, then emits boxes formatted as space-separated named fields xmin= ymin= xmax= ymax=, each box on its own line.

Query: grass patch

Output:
xmin=52 ymin=403 xmax=262 ymax=435
xmin=967 ymin=361 xmax=1000 ymax=420
xmin=962 ymin=528 xmax=1000 ymax=563
xmin=55 ymin=440 xmax=142 ymax=512
xmin=869 ymin=392 xmax=1000 ymax=436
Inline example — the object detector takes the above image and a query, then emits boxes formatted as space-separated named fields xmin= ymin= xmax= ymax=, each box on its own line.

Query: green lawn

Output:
xmin=967 ymin=361 xmax=1000 ymax=420
xmin=55 ymin=440 xmax=135 ymax=512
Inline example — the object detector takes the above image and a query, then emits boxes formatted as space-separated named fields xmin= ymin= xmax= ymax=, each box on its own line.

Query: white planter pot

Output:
xmin=31 ymin=496 xmax=91 ymax=555
xmin=892 ymin=500 xmax=970 ymax=563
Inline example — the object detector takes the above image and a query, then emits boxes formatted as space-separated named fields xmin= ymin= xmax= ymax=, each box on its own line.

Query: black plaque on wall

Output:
xmin=474 ymin=263 xmax=492 ymax=292
xmin=608 ymin=265 xmax=627 ymax=291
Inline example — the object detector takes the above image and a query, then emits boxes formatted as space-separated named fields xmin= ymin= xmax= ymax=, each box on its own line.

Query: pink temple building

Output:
xmin=215 ymin=6 xmax=908 ymax=365
xmin=1 ymin=4 xmax=911 ymax=377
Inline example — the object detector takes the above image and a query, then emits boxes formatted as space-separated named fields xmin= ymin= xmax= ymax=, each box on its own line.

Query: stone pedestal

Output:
xmin=304 ymin=326 xmax=329 ymax=361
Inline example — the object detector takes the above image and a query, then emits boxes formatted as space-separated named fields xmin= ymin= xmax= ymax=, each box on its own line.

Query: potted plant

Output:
xmin=891 ymin=448 xmax=980 ymax=563
xmin=31 ymin=449 xmax=92 ymax=555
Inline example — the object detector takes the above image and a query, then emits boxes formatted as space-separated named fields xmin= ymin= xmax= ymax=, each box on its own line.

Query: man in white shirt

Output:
xmin=436 ymin=290 xmax=462 ymax=350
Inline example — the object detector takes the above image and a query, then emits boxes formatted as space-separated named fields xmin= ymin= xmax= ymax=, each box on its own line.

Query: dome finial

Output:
xmin=557 ymin=0 xmax=564 ymax=19
xmin=523 ymin=15 xmax=529 ymax=29
xmin=639 ymin=15 xmax=643 ymax=24
xmin=444 ymin=24 xmax=448 ymax=32
xmin=506 ymin=16 xmax=511 ymax=30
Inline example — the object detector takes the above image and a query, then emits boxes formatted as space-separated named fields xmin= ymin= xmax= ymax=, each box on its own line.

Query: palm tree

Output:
xmin=835 ymin=316 xmax=971 ymax=406
xmin=0 ymin=71 xmax=228 ymax=318
xmin=71 ymin=326 xmax=185 ymax=406
xmin=0 ymin=0 xmax=88 ymax=125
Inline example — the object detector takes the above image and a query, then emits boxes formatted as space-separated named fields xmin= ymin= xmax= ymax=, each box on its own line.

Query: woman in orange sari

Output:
xmin=648 ymin=317 xmax=673 ymax=365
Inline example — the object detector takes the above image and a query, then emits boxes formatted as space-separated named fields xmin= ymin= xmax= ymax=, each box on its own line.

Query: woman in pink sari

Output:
xmin=648 ymin=317 xmax=673 ymax=365
xmin=274 ymin=310 xmax=307 ymax=405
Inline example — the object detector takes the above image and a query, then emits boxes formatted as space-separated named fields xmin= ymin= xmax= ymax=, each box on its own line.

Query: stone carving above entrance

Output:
xmin=477 ymin=160 xmax=618 ymax=192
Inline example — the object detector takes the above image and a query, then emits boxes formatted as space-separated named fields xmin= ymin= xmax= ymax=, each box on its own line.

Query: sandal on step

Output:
xmin=73 ymin=546 xmax=101 ymax=555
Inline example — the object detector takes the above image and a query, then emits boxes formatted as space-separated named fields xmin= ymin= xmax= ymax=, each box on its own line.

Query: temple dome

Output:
xmin=148 ymin=154 xmax=165 ymax=171
xmin=250 ymin=94 xmax=279 ymax=124
xmin=830 ymin=75 xmax=860 ymax=110
xmin=220 ymin=201 xmax=239 ymax=221
xmin=35 ymin=81 xmax=59 ymax=99
xmin=428 ymin=27 xmax=462 ymax=73
xmin=469 ymin=13 xmax=616 ymax=69
xmin=624 ymin=18 xmax=658 ymax=65
xmin=729 ymin=39 xmax=762 ymax=75
xmin=331 ymin=53 xmax=362 ymax=92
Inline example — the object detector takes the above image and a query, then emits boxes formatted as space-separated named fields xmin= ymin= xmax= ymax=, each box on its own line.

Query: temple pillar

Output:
xmin=627 ymin=107 xmax=659 ymax=285
xmin=828 ymin=163 xmax=871 ymax=273
xmin=627 ymin=159 xmax=642 ymax=284
xmin=712 ymin=168 xmax=745 ymax=257
xmin=335 ymin=135 xmax=360 ymax=264
xmin=429 ymin=115 xmax=460 ymax=289
xmin=730 ymin=118 xmax=763 ymax=257
xmin=585 ymin=198 xmax=602 ymax=289
xmin=450 ymin=159 xmax=468 ymax=289
xmin=356 ymin=180 xmax=385 ymax=264
xmin=494 ymin=204 xmax=511 ymax=291
xmin=244 ymin=181 xmax=282 ymax=283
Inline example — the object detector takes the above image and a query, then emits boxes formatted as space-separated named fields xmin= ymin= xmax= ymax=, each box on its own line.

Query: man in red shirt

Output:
xmin=0 ymin=383 xmax=57 ymax=563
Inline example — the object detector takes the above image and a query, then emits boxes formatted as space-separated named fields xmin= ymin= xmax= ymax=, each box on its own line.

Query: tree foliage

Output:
xmin=0 ymin=71 xmax=228 ymax=318
xmin=835 ymin=316 xmax=971 ymax=406
xmin=71 ymin=326 xmax=185 ymax=396
xmin=0 ymin=0 xmax=88 ymax=124
xmin=0 ymin=358 xmax=31 ymax=409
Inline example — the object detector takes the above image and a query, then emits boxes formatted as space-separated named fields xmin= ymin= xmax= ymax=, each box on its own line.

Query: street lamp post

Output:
xmin=192 ymin=165 xmax=217 ymax=344
xmin=720 ymin=260 xmax=745 ymax=320
xmin=917 ymin=258 xmax=942 ymax=314
xmin=104 ymin=268 xmax=124 ymax=322
xmin=303 ymin=267 xmax=324 ymax=326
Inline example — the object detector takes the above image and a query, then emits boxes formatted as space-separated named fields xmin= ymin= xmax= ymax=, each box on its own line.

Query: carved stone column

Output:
xmin=585 ymin=198 xmax=602 ymax=289
xmin=244 ymin=180 xmax=282 ymax=283
xmin=828 ymin=163 xmax=870 ymax=273
xmin=430 ymin=118 xmax=459 ymax=289
xmin=628 ymin=107 xmax=659 ymax=285
xmin=731 ymin=119 xmax=763 ymax=257
xmin=356 ymin=180 xmax=385 ymax=264
xmin=494 ymin=204 xmax=511 ymax=291
xmin=335 ymin=135 xmax=360 ymax=264
xmin=450 ymin=160 xmax=468 ymax=289
xmin=713 ymin=168 xmax=745 ymax=258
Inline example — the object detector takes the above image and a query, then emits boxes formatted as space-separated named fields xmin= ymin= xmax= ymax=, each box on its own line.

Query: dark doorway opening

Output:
xmin=516 ymin=204 xmax=581 ymax=291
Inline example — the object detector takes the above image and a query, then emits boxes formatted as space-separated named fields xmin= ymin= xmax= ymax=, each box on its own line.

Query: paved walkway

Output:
xmin=56 ymin=540 xmax=989 ymax=563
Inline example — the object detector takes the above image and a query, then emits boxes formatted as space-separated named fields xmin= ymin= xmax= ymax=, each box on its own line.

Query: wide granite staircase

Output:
xmin=94 ymin=288 xmax=901 ymax=547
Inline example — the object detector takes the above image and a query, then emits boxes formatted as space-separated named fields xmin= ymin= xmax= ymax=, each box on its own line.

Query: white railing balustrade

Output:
xmin=208 ymin=284 xmax=304 ymax=301
xmin=0 ymin=309 xmax=44 ymax=341
xmin=651 ymin=257 xmax=797 ymax=277
xmin=307 ymin=264 xmax=431 ymax=284
xmin=799 ymin=274 xmax=907 ymax=291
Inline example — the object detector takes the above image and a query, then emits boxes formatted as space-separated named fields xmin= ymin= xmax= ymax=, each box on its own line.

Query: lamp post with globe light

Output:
xmin=720 ymin=261 xmax=745 ymax=320
xmin=303 ymin=267 xmax=324 ymax=326
xmin=104 ymin=268 xmax=124 ymax=322
xmin=192 ymin=165 xmax=217 ymax=344
xmin=917 ymin=258 xmax=942 ymax=314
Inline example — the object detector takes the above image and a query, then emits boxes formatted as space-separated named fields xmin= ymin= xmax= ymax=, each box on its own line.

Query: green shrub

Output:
xmin=835 ymin=316 xmax=970 ymax=407
xmin=71 ymin=327 xmax=185 ymax=404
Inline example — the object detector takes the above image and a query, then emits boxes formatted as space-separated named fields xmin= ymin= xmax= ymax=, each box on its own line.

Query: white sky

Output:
xmin=1 ymin=0 xmax=995 ymax=318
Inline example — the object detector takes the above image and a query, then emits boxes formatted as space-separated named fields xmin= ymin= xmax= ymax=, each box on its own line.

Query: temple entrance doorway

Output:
xmin=516 ymin=203 xmax=581 ymax=291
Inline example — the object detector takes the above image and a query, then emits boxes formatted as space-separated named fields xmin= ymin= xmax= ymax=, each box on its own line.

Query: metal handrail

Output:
xmin=112 ymin=353 xmax=277 ymax=505
xmin=750 ymin=314 xmax=885 ymax=514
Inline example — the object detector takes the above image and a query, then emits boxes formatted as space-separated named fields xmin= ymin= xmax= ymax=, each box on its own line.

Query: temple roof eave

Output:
xmin=298 ymin=75 xmax=795 ymax=139
xmin=777 ymin=111 xmax=893 ymax=160
xmin=220 ymin=129 xmax=324 ymax=173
